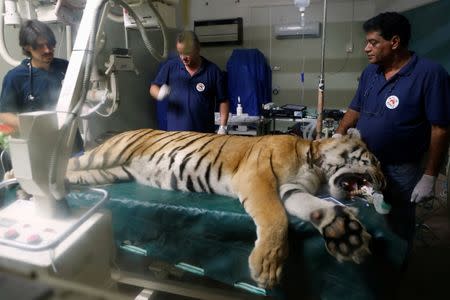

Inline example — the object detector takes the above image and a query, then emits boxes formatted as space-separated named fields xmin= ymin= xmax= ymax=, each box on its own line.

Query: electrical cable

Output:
xmin=119 ymin=0 xmax=168 ymax=62
xmin=0 ymin=0 xmax=21 ymax=66
xmin=0 ymin=148 xmax=8 ymax=178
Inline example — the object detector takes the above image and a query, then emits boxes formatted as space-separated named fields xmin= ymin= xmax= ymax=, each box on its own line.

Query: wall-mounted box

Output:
xmin=194 ymin=17 xmax=243 ymax=46
xmin=273 ymin=21 xmax=321 ymax=39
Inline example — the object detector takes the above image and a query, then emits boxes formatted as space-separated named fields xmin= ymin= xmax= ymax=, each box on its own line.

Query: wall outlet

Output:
xmin=346 ymin=42 xmax=354 ymax=53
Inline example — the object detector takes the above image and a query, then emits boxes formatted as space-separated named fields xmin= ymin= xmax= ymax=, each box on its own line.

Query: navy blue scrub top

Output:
xmin=0 ymin=58 xmax=68 ymax=113
xmin=0 ymin=58 xmax=84 ymax=154
xmin=152 ymin=56 xmax=227 ymax=133
xmin=349 ymin=53 xmax=450 ymax=164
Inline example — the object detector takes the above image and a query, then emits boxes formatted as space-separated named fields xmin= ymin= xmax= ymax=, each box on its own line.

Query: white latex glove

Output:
xmin=156 ymin=84 xmax=171 ymax=100
xmin=331 ymin=133 xmax=342 ymax=138
xmin=217 ymin=125 xmax=228 ymax=135
xmin=410 ymin=174 xmax=436 ymax=203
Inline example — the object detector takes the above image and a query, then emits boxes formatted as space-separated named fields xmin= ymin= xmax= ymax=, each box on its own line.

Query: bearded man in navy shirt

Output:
xmin=0 ymin=19 xmax=83 ymax=153
xmin=336 ymin=12 xmax=450 ymax=249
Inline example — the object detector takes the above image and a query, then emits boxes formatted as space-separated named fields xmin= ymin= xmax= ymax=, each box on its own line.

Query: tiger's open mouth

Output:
xmin=335 ymin=173 xmax=374 ymax=197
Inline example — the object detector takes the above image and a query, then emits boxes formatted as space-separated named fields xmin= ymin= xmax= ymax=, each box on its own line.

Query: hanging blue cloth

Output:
xmin=226 ymin=49 xmax=272 ymax=116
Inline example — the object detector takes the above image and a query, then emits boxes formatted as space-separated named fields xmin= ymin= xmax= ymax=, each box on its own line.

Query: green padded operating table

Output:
xmin=66 ymin=182 xmax=407 ymax=300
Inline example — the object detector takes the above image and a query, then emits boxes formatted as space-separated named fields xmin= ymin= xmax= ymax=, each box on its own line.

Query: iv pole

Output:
xmin=316 ymin=0 xmax=327 ymax=139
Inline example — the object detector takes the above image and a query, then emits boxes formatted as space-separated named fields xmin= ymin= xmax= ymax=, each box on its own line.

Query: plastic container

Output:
xmin=236 ymin=104 xmax=243 ymax=116
xmin=236 ymin=96 xmax=243 ymax=116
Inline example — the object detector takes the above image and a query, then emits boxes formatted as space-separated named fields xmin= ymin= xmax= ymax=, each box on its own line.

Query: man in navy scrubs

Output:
xmin=150 ymin=30 xmax=229 ymax=134
xmin=336 ymin=12 xmax=450 ymax=247
xmin=0 ymin=19 xmax=83 ymax=153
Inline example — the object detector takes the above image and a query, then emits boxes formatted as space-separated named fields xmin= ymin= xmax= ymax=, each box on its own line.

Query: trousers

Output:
xmin=382 ymin=162 xmax=422 ymax=249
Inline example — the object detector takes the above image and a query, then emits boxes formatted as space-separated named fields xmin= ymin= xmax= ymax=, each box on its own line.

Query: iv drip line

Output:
xmin=299 ymin=20 xmax=306 ymax=106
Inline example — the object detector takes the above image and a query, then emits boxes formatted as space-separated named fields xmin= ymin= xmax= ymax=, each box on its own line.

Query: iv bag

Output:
xmin=294 ymin=0 xmax=310 ymax=27
xmin=293 ymin=0 xmax=310 ymax=10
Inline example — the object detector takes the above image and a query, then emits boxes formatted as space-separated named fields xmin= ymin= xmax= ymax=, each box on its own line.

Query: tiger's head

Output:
xmin=310 ymin=128 xmax=386 ymax=200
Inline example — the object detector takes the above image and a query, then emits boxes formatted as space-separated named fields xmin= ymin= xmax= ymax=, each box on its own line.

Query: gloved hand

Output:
xmin=331 ymin=133 xmax=342 ymax=138
xmin=410 ymin=174 xmax=436 ymax=203
xmin=217 ymin=125 xmax=228 ymax=135
xmin=156 ymin=84 xmax=171 ymax=100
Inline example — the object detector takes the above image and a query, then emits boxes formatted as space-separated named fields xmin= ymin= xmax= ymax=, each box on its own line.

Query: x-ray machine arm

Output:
xmin=6 ymin=0 xmax=168 ymax=218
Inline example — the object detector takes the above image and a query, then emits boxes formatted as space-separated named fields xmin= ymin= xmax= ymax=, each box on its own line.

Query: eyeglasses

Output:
xmin=33 ymin=42 xmax=55 ymax=50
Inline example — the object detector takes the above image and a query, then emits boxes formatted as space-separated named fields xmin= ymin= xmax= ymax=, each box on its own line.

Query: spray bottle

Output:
xmin=236 ymin=96 xmax=243 ymax=116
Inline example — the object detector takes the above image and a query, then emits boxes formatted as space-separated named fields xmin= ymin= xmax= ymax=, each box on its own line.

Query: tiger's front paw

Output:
xmin=249 ymin=237 xmax=289 ymax=289
xmin=310 ymin=205 xmax=371 ymax=263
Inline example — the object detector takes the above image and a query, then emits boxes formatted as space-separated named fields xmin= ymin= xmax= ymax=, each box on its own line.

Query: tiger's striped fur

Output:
xmin=67 ymin=128 xmax=385 ymax=288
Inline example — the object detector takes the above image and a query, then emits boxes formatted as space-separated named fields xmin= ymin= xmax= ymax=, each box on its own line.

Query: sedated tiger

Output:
xmin=65 ymin=128 xmax=385 ymax=288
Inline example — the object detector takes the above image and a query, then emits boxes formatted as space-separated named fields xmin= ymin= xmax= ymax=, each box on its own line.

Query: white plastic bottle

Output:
xmin=236 ymin=96 xmax=243 ymax=116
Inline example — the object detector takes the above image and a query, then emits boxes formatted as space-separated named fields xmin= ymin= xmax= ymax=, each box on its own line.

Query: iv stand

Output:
xmin=316 ymin=0 xmax=327 ymax=139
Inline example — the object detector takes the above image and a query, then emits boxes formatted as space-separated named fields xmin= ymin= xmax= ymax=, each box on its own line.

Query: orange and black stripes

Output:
xmin=67 ymin=129 xmax=384 ymax=202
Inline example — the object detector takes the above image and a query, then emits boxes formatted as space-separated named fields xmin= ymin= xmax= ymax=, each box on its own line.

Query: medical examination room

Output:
xmin=0 ymin=0 xmax=449 ymax=299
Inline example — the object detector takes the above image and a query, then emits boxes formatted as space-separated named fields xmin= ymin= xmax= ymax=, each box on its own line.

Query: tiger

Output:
xmin=65 ymin=128 xmax=385 ymax=289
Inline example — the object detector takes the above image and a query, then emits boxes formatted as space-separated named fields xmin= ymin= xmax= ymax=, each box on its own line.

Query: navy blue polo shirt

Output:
xmin=349 ymin=53 xmax=450 ymax=164
xmin=0 ymin=58 xmax=68 ymax=113
xmin=152 ymin=56 xmax=227 ymax=133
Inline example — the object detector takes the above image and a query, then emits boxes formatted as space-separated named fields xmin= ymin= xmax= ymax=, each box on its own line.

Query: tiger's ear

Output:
xmin=347 ymin=128 xmax=361 ymax=139
xmin=307 ymin=140 xmax=323 ymax=167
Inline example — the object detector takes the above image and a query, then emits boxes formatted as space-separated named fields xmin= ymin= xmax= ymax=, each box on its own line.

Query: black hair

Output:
xmin=363 ymin=12 xmax=411 ymax=47
xmin=19 ymin=20 xmax=56 ymax=57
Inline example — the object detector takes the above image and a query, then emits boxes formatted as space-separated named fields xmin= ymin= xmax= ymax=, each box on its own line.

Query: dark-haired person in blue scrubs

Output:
xmin=0 ymin=19 xmax=83 ymax=153
xmin=150 ymin=30 xmax=229 ymax=134
xmin=336 ymin=12 xmax=450 ymax=248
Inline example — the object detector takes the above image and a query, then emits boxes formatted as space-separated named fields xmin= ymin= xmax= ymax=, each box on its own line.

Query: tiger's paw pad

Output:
xmin=311 ymin=205 xmax=371 ymax=264
xmin=249 ymin=239 xmax=288 ymax=289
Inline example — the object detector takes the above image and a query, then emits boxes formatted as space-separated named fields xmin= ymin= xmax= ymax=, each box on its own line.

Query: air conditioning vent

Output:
xmin=273 ymin=21 xmax=321 ymax=39
xmin=194 ymin=18 xmax=243 ymax=46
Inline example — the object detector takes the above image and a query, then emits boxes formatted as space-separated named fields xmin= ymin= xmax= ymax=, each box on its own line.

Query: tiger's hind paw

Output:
xmin=310 ymin=205 xmax=371 ymax=264
xmin=249 ymin=238 xmax=288 ymax=289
